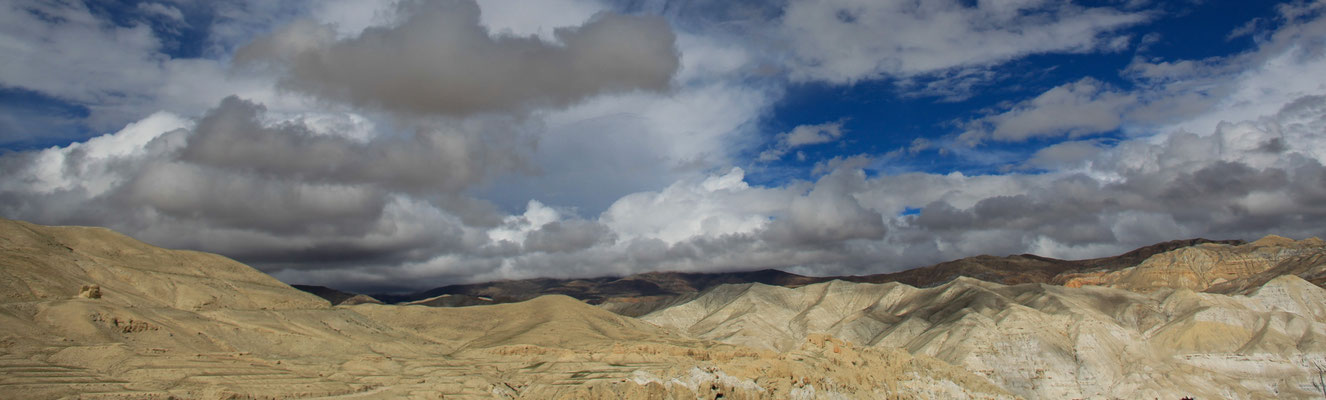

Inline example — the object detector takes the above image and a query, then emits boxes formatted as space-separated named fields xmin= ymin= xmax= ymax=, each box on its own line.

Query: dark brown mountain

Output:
xmin=844 ymin=238 xmax=1246 ymax=287
xmin=291 ymin=284 xmax=383 ymax=305
xmin=299 ymin=238 xmax=1244 ymax=312
xmin=395 ymin=268 xmax=819 ymax=304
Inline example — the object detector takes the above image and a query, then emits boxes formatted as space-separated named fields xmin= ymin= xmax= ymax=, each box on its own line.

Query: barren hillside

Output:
xmin=0 ymin=218 xmax=1012 ymax=399
xmin=644 ymin=275 xmax=1326 ymax=399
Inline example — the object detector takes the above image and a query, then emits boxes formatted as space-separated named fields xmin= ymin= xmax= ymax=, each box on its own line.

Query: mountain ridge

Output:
xmin=299 ymin=238 xmax=1251 ymax=312
xmin=641 ymin=273 xmax=1326 ymax=398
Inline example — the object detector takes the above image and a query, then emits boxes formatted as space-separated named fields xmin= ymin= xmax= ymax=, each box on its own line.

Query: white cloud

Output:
xmin=758 ymin=121 xmax=844 ymax=161
xmin=0 ymin=1 xmax=166 ymax=120
xmin=962 ymin=78 xmax=1137 ymax=143
xmin=601 ymin=168 xmax=786 ymax=244
xmin=137 ymin=3 xmax=185 ymax=23
xmin=778 ymin=0 xmax=1149 ymax=84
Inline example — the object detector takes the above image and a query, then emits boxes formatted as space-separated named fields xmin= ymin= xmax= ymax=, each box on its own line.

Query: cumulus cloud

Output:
xmin=778 ymin=0 xmax=1148 ymax=84
xmin=238 ymin=0 xmax=680 ymax=116
xmin=0 ymin=93 xmax=526 ymax=270
xmin=4 ymin=92 xmax=1326 ymax=291
xmin=761 ymin=168 xmax=886 ymax=245
xmin=180 ymin=96 xmax=527 ymax=194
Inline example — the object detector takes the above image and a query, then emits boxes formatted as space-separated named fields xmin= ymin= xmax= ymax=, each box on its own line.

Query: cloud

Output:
xmin=0 ymin=0 xmax=168 ymax=129
xmin=758 ymin=121 xmax=845 ymax=161
xmin=761 ymin=168 xmax=886 ymax=245
xmin=778 ymin=0 xmax=1149 ymax=84
xmin=949 ymin=3 xmax=1326 ymax=150
xmin=4 ymin=91 xmax=1326 ymax=292
xmin=1023 ymin=140 xmax=1110 ymax=170
xmin=0 ymin=94 xmax=525 ymax=269
xmin=478 ymin=78 xmax=778 ymax=214
xmin=1122 ymin=3 xmax=1326 ymax=135
xmin=0 ymin=0 xmax=342 ymax=139
xmin=524 ymin=220 xmax=616 ymax=253
xmin=238 ymin=0 xmax=680 ymax=116
xmin=180 ymin=96 xmax=528 ymax=194
xmin=961 ymin=78 xmax=1137 ymax=143
xmin=600 ymin=168 xmax=790 ymax=244
xmin=137 ymin=3 xmax=186 ymax=24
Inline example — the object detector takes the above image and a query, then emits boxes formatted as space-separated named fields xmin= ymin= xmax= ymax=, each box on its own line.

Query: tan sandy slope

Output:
xmin=0 ymin=218 xmax=1011 ymax=399
xmin=643 ymin=275 xmax=1326 ymax=399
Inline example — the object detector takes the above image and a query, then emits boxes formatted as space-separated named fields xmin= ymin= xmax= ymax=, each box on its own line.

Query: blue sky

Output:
xmin=754 ymin=0 xmax=1284 ymax=181
xmin=2 ymin=0 xmax=1325 ymax=292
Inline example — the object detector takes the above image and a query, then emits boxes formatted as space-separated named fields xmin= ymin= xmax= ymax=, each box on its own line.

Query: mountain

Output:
xmin=290 ymin=284 xmax=383 ymax=305
xmin=846 ymin=238 xmax=1245 ymax=287
xmin=642 ymin=276 xmax=1326 ymax=399
xmin=1059 ymin=235 xmax=1326 ymax=293
xmin=0 ymin=218 xmax=1011 ymax=399
xmin=339 ymin=238 xmax=1243 ymax=314
xmin=396 ymin=268 xmax=821 ymax=303
xmin=362 ymin=268 xmax=824 ymax=316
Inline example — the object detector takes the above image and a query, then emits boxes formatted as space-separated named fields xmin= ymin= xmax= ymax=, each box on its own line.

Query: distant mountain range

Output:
xmin=298 ymin=238 xmax=1251 ymax=313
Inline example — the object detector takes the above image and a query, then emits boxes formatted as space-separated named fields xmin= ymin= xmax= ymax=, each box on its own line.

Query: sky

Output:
xmin=2 ymin=0 xmax=1325 ymax=293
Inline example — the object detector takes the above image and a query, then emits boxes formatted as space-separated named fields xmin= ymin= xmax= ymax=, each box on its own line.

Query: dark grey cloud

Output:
xmin=238 ymin=0 xmax=680 ymax=115
xmin=524 ymin=220 xmax=616 ymax=253
xmin=122 ymin=161 xmax=389 ymax=236
xmin=181 ymin=96 xmax=526 ymax=194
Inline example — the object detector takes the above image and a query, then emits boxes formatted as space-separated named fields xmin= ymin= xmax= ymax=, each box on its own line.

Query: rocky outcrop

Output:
xmin=77 ymin=284 xmax=100 ymax=299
